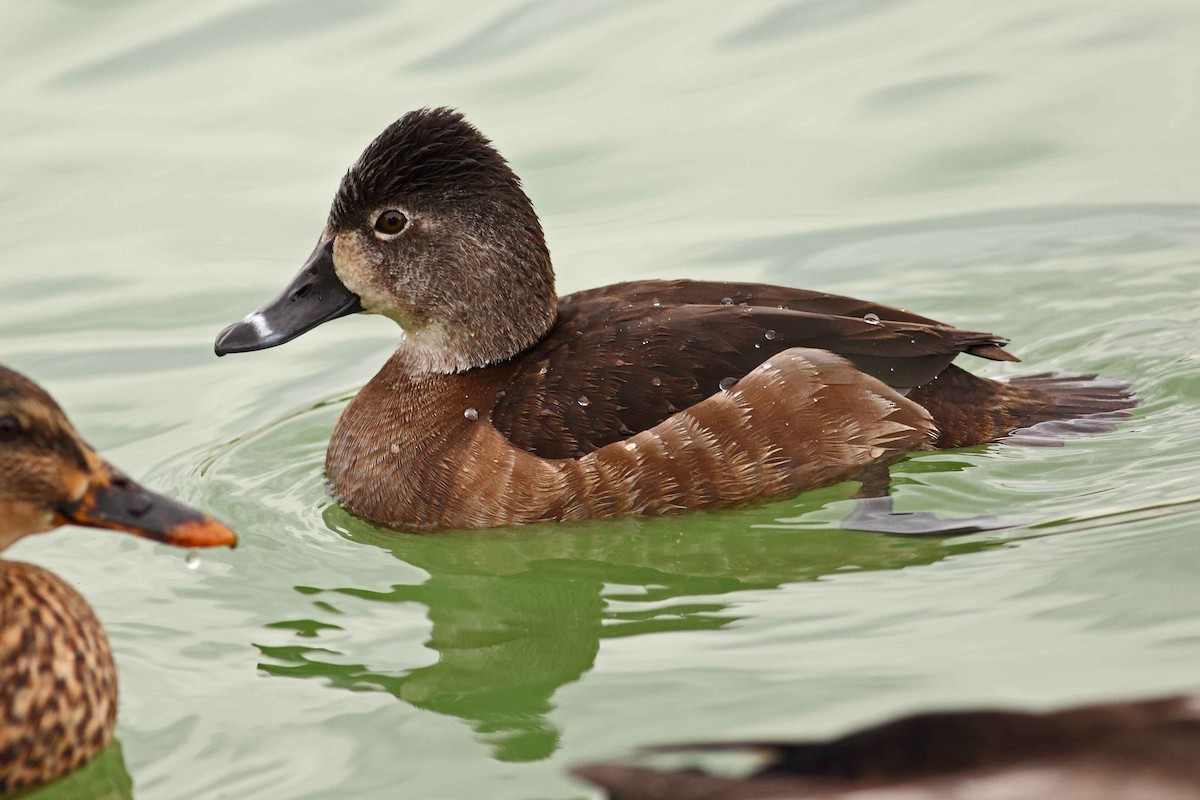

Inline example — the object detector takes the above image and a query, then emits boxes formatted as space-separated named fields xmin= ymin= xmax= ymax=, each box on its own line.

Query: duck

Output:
xmin=0 ymin=365 xmax=236 ymax=795
xmin=573 ymin=693 xmax=1200 ymax=799
xmin=214 ymin=107 xmax=1135 ymax=533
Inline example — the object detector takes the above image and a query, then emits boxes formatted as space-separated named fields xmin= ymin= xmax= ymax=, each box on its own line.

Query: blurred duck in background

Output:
xmin=0 ymin=365 xmax=236 ymax=795
xmin=575 ymin=693 xmax=1200 ymax=799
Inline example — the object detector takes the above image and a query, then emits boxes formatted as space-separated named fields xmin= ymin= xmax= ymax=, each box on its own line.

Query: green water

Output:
xmin=3 ymin=1 xmax=1200 ymax=798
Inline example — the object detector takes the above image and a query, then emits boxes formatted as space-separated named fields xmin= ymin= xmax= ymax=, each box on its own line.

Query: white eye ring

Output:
xmin=372 ymin=209 xmax=409 ymax=239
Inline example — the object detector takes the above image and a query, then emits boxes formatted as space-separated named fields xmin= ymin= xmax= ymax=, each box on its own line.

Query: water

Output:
xmin=2 ymin=1 xmax=1198 ymax=798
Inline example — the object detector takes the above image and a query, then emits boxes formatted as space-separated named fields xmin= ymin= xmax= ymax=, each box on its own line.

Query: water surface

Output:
xmin=2 ymin=1 xmax=1199 ymax=798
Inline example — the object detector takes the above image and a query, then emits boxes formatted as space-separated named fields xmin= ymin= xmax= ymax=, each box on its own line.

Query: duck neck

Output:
xmin=397 ymin=245 xmax=558 ymax=375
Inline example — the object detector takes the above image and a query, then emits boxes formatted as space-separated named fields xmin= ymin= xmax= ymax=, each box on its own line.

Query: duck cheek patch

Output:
xmin=214 ymin=238 xmax=362 ymax=356
xmin=332 ymin=232 xmax=397 ymax=317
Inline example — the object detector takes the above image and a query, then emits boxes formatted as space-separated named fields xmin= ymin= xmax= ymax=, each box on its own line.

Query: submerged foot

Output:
xmin=841 ymin=495 xmax=1017 ymax=536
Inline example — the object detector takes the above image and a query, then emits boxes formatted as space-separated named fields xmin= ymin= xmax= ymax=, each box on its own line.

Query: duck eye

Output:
xmin=374 ymin=210 xmax=408 ymax=236
xmin=0 ymin=415 xmax=20 ymax=441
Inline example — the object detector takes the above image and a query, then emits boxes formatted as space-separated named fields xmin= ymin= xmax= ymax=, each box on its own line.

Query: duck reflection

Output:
xmin=257 ymin=469 xmax=999 ymax=762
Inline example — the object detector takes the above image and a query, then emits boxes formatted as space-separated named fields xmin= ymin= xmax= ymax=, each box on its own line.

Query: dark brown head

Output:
xmin=0 ymin=365 xmax=237 ymax=552
xmin=215 ymin=108 xmax=557 ymax=373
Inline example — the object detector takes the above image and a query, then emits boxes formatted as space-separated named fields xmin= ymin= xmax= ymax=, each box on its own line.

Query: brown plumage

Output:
xmin=214 ymin=107 xmax=1136 ymax=533
xmin=0 ymin=365 xmax=237 ymax=794
xmin=327 ymin=344 xmax=934 ymax=531
xmin=574 ymin=694 xmax=1200 ymax=799
xmin=0 ymin=562 xmax=116 ymax=793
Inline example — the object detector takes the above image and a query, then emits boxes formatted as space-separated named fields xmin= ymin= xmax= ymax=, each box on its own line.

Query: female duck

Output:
xmin=215 ymin=108 xmax=1132 ymax=532
xmin=0 ymin=365 xmax=235 ymax=794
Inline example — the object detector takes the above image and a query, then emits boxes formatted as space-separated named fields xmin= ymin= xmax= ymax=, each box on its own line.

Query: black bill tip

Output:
xmin=215 ymin=312 xmax=283 ymax=357
xmin=214 ymin=239 xmax=363 ymax=357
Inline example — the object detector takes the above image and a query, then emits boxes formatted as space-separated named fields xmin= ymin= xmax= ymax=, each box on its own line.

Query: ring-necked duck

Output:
xmin=215 ymin=108 xmax=1133 ymax=532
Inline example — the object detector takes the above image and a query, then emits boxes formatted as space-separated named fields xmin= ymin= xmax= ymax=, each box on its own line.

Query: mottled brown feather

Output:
xmin=0 ymin=561 xmax=116 ymax=795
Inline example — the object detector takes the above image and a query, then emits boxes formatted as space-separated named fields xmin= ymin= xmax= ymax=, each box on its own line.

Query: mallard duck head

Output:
xmin=0 ymin=366 xmax=237 ymax=551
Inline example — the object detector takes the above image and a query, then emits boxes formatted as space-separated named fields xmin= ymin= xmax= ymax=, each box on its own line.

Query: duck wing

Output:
xmin=489 ymin=280 xmax=1013 ymax=459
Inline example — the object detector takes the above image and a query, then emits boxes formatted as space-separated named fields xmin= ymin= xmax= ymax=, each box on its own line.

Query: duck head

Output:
xmin=215 ymin=108 xmax=557 ymax=374
xmin=0 ymin=366 xmax=237 ymax=552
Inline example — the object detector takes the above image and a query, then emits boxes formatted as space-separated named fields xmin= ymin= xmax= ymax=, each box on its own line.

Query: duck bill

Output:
xmin=56 ymin=466 xmax=237 ymax=549
xmin=214 ymin=238 xmax=362 ymax=356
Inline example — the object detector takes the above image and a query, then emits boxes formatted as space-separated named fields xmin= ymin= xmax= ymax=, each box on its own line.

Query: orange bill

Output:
xmin=54 ymin=466 xmax=237 ymax=549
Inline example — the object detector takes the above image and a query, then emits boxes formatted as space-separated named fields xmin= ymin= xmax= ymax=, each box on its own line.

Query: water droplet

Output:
xmin=652 ymin=298 xmax=662 ymax=307
xmin=864 ymin=313 xmax=881 ymax=325
xmin=651 ymin=377 xmax=662 ymax=386
xmin=538 ymin=365 xmax=548 ymax=376
xmin=754 ymin=342 xmax=761 ymax=349
xmin=463 ymin=407 xmax=479 ymax=421
xmin=719 ymin=377 xmax=737 ymax=391
xmin=764 ymin=329 xmax=778 ymax=340
xmin=721 ymin=297 xmax=733 ymax=305
xmin=389 ymin=443 xmax=400 ymax=454
xmin=578 ymin=395 xmax=590 ymax=407
xmin=185 ymin=551 xmax=201 ymax=571
xmin=624 ymin=441 xmax=637 ymax=451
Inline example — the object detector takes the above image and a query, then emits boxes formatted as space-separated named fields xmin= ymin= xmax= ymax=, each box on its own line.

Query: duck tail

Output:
xmin=908 ymin=365 xmax=1137 ymax=449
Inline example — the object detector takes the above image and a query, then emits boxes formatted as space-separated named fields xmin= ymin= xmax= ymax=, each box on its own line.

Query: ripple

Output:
xmin=722 ymin=0 xmax=912 ymax=47
xmin=52 ymin=0 xmax=390 ymax=87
